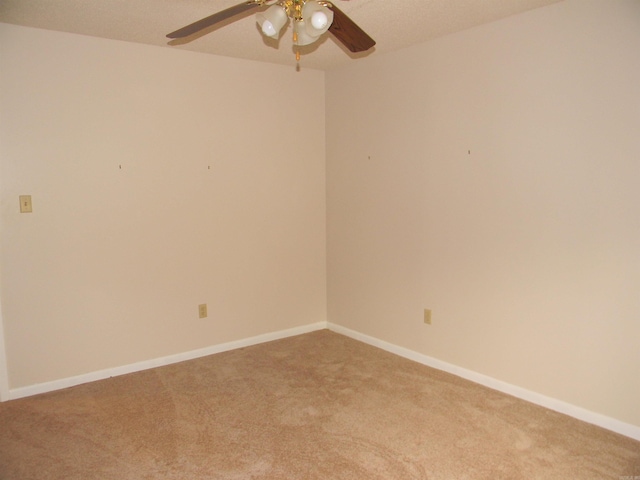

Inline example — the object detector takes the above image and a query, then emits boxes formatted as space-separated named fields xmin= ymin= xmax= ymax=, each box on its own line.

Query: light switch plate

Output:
xmin=19 ymin=195 xmax=33 ymax=213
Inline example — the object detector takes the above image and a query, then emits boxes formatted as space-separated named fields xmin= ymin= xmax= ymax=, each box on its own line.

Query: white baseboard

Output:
xmin=8 ymin=320 xmax=639 ymax=442
xmin=327 ymin=323 xmax=640 ymax=442
xmin=9 ymin=321 xmax=328 ymax=401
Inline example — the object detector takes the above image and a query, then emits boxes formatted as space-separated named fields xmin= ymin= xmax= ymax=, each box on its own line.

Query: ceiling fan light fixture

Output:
xmin=167 ymin=0 xmax=376 ymax=61
xmin=301 ymin=1 xmax=333 ymax=38
xmin=256 ymin=4 xmax=289 ymax=39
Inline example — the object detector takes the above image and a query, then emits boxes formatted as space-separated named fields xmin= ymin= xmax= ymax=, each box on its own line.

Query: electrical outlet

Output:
xmin=198 ymin=304 xmax=207 ymax=319
xmin=424 ymin=309 xmax=432 ymax=325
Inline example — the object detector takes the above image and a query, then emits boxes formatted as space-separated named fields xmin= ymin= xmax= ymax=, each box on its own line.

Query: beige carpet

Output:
xmin=1 ymin=330 xmax=638 ymax=479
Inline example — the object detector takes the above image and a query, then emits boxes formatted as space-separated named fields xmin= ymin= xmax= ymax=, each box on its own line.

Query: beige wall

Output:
xmin=326 ymin=0 xmax=640 ymax=427
xmin=0 ymin=301 xmax=7 ymax=400
xmin=0 ymin=24 xmax=327 ymax=389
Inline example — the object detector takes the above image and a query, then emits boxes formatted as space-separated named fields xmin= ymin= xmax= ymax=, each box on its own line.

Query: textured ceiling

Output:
xmin=0 ymin=0 xmax=563 ymax=70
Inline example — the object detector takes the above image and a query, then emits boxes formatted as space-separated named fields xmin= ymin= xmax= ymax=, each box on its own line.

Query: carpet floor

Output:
xmin=1 ymin=330 xmax=639 ymax=479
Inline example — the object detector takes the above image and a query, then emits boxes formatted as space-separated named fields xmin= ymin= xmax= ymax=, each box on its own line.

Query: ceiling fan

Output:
xmin=167 ymin=0 xmax=376 ymax=61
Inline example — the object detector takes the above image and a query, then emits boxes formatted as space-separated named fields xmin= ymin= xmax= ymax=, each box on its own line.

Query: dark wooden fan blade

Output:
xmin=327 ymin=3 xmax=375 ymax=53
xmin=167 ymin=1 xmax=262 ymax=39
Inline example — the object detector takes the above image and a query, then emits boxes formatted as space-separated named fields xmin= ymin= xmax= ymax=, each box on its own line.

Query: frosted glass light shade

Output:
xmin=311 ymin=11 xmax=329 ymax=30
xmin=293 ymin=20 xmax=318 ymax=46
xmin=302 ymin=1 xmax=333 ymax=38
xmin=256 ymin=5 xmax=288 ymax=39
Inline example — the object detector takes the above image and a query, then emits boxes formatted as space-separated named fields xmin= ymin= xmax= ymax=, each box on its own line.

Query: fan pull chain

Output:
xmin=293 ymin=31 xmax=301 ymax=63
